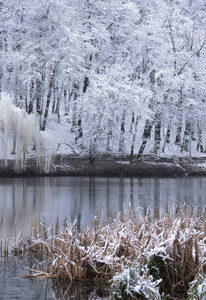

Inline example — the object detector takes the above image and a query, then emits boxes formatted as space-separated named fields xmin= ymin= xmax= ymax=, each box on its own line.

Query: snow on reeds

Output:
xmin=2 ymin=205 xmax=206 ymax=298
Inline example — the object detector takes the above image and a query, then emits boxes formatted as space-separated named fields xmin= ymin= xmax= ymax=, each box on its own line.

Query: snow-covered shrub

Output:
xmin=147 ymin=249 xmax=173 ymax=296
xmin=111 ymin=263 xmax=162 ymax=299
xmin=188 ymin=275 xmax=206 ymax=299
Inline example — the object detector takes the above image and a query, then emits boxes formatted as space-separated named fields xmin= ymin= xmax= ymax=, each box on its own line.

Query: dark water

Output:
xmin=0 ymin=176 xmax=206 ymax=299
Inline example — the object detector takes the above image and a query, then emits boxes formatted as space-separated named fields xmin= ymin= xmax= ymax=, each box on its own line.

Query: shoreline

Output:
xmin=0 ymin=155 xmax=206 ymax=177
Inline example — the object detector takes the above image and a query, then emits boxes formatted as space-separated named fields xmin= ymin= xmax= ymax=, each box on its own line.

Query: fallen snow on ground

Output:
xmin=116 ymin=161 xmax=130 ymax=164
xmin=192 ymin=162 xmax=206 ymax=170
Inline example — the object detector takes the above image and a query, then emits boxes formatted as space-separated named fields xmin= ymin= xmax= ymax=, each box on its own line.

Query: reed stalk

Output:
xmin=4 ymin=205 xmax=206 ymax=298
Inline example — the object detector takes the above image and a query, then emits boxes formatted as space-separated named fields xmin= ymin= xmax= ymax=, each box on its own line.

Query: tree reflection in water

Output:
xmin=51 ymin=280 xmax=110 ymax=300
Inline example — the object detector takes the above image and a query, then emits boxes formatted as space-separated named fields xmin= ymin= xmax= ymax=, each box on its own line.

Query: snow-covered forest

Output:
xmin=1 ymin=0 xmax=206 ymax=160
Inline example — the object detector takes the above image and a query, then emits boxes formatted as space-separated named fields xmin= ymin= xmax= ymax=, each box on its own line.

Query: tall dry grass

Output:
xmin=2 ymin=205 xmax=206 ymax=298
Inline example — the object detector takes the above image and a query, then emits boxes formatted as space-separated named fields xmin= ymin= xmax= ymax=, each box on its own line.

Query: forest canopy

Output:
xmin=1 ymin=0 xmax=206 ymax=159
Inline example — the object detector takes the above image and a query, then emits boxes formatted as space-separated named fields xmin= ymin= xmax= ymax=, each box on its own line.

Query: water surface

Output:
xmin=1 ymin=176 xmax=205 ymax=239
xmin=1 ymin=176 xmax=206 ymax=299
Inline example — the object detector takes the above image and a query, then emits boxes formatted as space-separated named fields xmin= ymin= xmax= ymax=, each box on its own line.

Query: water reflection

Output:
xmin=1 ymin=176 xmax=206 ymax=299
xmin=1 ymin=176 xmax=206 ymax=240
xmin=0 ymin=254 xmax=110 ymax=300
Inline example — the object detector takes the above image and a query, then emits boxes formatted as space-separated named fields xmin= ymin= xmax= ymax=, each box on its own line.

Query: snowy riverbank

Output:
xmin=1 ymin=155 xmax=206 ymax=177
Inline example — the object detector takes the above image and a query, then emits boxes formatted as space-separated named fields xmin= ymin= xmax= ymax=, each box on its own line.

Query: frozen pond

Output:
xmin=1 ymin=176 xmax=206 ymax=299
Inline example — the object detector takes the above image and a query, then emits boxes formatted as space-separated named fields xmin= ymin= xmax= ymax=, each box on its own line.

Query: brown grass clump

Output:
xmin=6 ymin=205 xmax=206 ymax=298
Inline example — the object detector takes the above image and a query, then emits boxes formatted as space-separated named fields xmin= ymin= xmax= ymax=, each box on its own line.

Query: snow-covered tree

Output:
xmin=1 ymin=0 xmax=206 ymax=160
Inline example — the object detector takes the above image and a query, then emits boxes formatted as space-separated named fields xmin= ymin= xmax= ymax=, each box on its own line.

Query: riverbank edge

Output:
xmin=0 ymin=155 xmax=206 ymax=177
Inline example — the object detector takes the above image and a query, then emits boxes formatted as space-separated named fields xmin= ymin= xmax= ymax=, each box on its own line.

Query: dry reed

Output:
xmin=5 ymin=205 xmax=206 ymax=298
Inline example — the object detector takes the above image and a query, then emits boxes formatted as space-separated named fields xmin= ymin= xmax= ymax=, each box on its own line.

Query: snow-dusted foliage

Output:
xmin=112 ymin=263 xmax=162 ymax=299
xmin=0 ymin=93 xmax=53 ymax=170
xmin=188 ymin=275 xmax=206 ymax=299
xmin=1 ymin=0 xmax=206 ymax=158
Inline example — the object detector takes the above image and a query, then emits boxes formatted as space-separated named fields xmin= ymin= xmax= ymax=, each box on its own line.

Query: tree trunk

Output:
xmin=71 ymin=82 xmax=79 ymax=133
xmin=64 ymin=82 xmax=72 ymax=116
xmin=52 ymin=85 xmax=56 ymax=114
xmin=11 ymin=135 xmax=17 ymax=155
xmin=175 ymin=86 xmax=183 ymax=146
xmin=196 ymin=124 xmax=204 ymax=153
xmin=89 ymin=113 xmax=102 ymax=164
xmin=107 ymin=119 xmax=113 ymax=152
xmin=119 ymin=110 xmax=126 ymax=153
xmin=162 ymin=125 xmax=171 ymax=153
xmin=83 ymin=54 xmax=92 ymax=93
xmin=137 ymin=119 xmax=154 ymax=159
xmin=27 ymin=83 xmax=33 ymax=114
xmin=0 ymin=67 xmax=2 ymax=100
xmin=83 ymin=76 xmax=89 ymax=93
xmin=36 ymin=78 xmax=43 ymax=116
xmin=181 ymin=120 xmax=190 ymax=153
xmin=89 ymin=140 xmax=96 ymax=164
xmin=75 ymin=108 xmax=83 ymax=141
xmin=130 ymin=116 xmax=138 ymax=158
xmin=154 ymin=112 xmax=161 ymax=154
xmin=55 ymin=85 xmax=62 ymax=123
xmin=41 ymin=69 xmax=56 ymax=131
